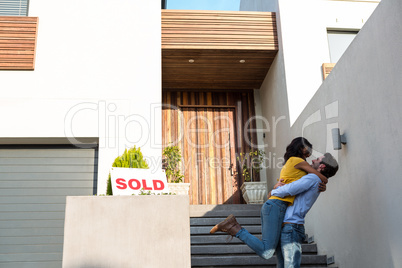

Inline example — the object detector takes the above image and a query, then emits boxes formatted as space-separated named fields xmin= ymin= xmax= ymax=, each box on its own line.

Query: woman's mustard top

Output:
xmin=269 ymin=156 xmax=307 ymax=205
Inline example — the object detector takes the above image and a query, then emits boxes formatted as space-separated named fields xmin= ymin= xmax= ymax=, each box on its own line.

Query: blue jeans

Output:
xmin=235 ymin=199 xmax=288 ymax=259
xmin=276 ymin=224 xmax=306 ymax=268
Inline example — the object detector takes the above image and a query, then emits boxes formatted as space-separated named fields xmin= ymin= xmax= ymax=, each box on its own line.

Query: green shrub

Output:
xmin=237 ymin=149 xmax=265 ymax=182
xmin=106 ymin=146 xmax=149 ymax=195
xmin=162 ymin=145 xmax=184 ymax=183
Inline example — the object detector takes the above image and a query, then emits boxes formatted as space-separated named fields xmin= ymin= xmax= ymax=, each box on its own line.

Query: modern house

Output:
xmin=1 ymin=0 xmax=402 ymax=267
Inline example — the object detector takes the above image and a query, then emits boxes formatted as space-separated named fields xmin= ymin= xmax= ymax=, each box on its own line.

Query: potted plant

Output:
xmin=238 ymin=149 xmax=267 ymax=204
xmin=162 ymin=145 xmax=190 ymax=195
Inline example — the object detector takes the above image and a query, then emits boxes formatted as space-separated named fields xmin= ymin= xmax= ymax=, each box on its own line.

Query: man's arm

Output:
xmin=271 ymin=174 xmax=317 ymax=198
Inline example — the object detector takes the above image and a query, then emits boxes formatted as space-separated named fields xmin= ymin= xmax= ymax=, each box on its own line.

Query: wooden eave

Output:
xmin=0 ymin=16 xmax=39 ymax=70
xmin=162 ymin=10 xmax=278 ymax=90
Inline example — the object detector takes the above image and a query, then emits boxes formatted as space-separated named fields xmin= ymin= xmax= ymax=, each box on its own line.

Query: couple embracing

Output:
xmin=210 ymin=137 xmax=339 ymax=268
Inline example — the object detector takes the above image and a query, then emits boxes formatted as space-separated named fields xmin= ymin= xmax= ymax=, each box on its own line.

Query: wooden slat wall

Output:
xmin=162 ymin=10 xmax=278 ymax=50
xmin=0 ymin=16 xmax=39 ymax=70
xmin=322 ymin=63 xmax=336 ymax=79
xmin=179 ymin=108 xmax=237 ymax=204
xmin=162 ymin=90 xmax=258 ymax=204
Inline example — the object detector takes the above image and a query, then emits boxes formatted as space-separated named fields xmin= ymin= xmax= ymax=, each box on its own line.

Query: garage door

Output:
xmin=0 ymin=146 xmax=98 ymax=268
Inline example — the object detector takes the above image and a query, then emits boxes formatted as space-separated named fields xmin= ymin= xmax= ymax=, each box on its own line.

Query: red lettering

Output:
xmin=142 ymin=179 xmax=152 ymax=190
xmin=128 ymin=179 xmax=141 ymax=190
xmin=116 ymin=178 xmax=166 ymax=192
xmin=116 ymin=178 xmax=127 ymax=189
xmin=153 ymin=180 xmax=165 ymax=190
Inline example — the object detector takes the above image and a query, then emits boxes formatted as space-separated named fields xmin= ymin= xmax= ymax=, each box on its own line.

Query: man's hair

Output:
xmin=320 ymin=153 xmax=339 ymax=178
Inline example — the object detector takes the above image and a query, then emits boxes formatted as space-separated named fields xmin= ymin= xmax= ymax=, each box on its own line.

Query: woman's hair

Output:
xmin=283 ymin=137 xmax=312 ymax=164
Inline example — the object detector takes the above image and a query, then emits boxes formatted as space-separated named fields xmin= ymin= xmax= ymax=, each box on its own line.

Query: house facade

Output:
xmin=0 ymin=0 xmax=162 ymax=266
xmin=2 ymin=0 xmax=402 ymax=267
xmin=240 ymin=0 xmax=402 ymax=268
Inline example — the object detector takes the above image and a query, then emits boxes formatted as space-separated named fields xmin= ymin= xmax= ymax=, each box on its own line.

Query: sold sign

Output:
xmin=111 ymin=168 xmax=170 ymax=195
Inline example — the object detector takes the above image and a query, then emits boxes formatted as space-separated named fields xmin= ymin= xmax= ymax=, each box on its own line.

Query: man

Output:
xmin=269 ymin=153 xmax=339 ymax=268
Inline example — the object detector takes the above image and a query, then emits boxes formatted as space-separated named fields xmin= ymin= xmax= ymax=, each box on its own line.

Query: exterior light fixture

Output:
xmin=332 ymin=128 xmax=347 ymax=150
xmin=189 ymin=59 xmax=195 ymax=63
xmin=240 ymin=60 xmax=246 ymax=63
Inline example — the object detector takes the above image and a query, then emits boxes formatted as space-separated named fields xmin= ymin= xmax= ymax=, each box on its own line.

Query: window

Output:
xmin=327 ymin=30 xmax=358 ymax=63
xmin=0 ymin=0 xmax=29 ymax=16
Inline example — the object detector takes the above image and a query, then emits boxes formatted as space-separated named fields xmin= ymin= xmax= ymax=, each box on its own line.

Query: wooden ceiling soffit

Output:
xmin=162 ymin=10 xmax=278 ymax=90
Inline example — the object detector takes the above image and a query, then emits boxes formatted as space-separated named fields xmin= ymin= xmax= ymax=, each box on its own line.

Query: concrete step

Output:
xmin=193 ymin=266 xmax=337 ymax=268
xmin=193 ymin=266 xmax=336 ymax=268
xmin=191 ymin=225 xmax=262 ymax=235
xmin=190 ymin=204 xmax=333 ymax=267
xmin=191 ymin=217 xmax=261 ymax=226
xmin=190 ymin=204 xmax=262 ymax=218
xmin=191 ymin=234 xmax=262 ymax=245
xmin=191 ymin=243 xmax=318 ymax=255
xmin=191 ymin=234 xmax=312 ymax=246
xmin=191 ymin=254 xmax=328 ymax=267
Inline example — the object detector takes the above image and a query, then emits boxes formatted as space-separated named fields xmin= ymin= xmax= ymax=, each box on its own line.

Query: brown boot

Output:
xmin=209 ymin=214 xmax=242 ymax=236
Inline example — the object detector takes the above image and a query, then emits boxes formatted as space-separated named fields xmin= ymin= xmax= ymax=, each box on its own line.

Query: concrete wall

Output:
xmin=63 ymin=196 xmax=191 ymax=268
xmin=288 ymin=0 xmax=402 ymax=266
xmin=241 ymin=0 xmax=379 ymax=184
xmin=0 ymin=0 xmax=162 ymax=194
xmin=242 ymin=0 xmax=379 ymax=125
xmin=253 ymin=89 xmax=268 ymax=182
xmin=241 ymin=0 xmax=290 ymax=188
xmin=243 ymin=0 xmax=402 ymax=266
xmin=279 ymin=0 xmax=378 ymax=125
xmin=256 ymin=50 xmax=291 ymax=189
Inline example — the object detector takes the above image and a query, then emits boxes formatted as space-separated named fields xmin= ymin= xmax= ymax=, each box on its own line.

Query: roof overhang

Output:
xmin=162 ymin=10 xmax=278 ymax=90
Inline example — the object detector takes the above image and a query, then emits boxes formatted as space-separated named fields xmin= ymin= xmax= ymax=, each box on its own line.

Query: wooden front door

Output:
xmin=181 ymin=107 xmax=240 ymax=205
xmin=162 ymin=90 xmax=258 ymax=205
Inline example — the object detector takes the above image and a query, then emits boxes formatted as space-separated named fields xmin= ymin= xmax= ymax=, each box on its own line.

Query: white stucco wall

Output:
xmin=279 ymin=0 xmax=379 ymax=125
xmin=289 ymin=0 xmax=402 ymax=266
xmin=253 ymin=89 xmax=268 ymax=182
xmin=241 ymin=0 xmax=378 ymax=186
xmin=0 ymin=0 xmax=162 ymax=194
xmin=255 ymin=45 xmax=291 ymax=187
xmin=244 ymin=0 xmax=401 ymax=266
xmin=241 ymin=0 xmax=290 ymax=187
xmin=242 ymin=0 xmax=379 ymax=125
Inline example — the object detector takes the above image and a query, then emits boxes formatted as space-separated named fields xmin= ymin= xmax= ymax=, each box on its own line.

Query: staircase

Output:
xmin=190 ymin=204 xmax=337 ymax=268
